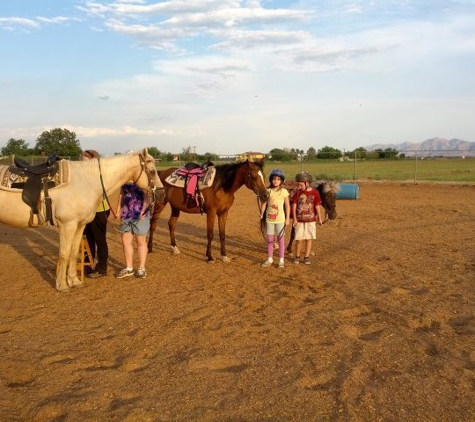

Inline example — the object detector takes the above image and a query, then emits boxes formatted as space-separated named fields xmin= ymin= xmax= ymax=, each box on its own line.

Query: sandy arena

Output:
xmin=1 ymin=182 xmax=474 ymax=421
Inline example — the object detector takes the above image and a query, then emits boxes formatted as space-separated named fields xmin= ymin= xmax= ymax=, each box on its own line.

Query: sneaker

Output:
xmin=116 ymin=268 xmax=134 ymax=279
xmin=293 ymin=257 xmax=301 ymax=264
xmin=261 ymin=260 xmax=273 ymax=267
xmin=135 ymin=268 xmax=147 ymax=279
xmin=304 ymin=257 xmax=311 ymax=265
xmin=278 ymin=261 xmax=285 ymax=268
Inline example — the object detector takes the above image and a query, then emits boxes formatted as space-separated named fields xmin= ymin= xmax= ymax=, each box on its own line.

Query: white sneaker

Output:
xmin=261 ymin=260 xmax=273 ymax=267
xmin=116 ymin=268 xmax=134 ymax=278
xmin=135 ymin=268 xmax=147 ymax=279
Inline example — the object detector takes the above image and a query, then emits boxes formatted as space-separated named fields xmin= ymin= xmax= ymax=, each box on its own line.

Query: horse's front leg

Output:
xmin=168 ymin=207 xmax=181 ymax=255
xmin=217 ymin=211 xmax=230 ymax=262
xmin=205 ymin=211 xmax=217 ymax=262
xmin=56 ymin=223 xmax=78 ymax=292
xmin=148 ymin=200 xmax=166 ymax=253
xmin=67 ymin=226 xmax=86 ymax=288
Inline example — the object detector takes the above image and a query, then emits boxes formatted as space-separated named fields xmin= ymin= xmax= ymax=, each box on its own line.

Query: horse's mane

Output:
xmin=95 ymin=152 xmax=141 ymax=183
xmin=315 ymin=181 xmax=340 ymax=194
xmin=214 ymin=160 xmax=264 ymax=192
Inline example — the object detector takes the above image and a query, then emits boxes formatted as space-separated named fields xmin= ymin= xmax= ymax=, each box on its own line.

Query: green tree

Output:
xmin=316 ymin=146 xmax=342 ymax=159
xmin=181 ymin=146 xmax=194 ymax=162
xmin=147 ymin=146 xmax=161 ymax=159
xmin=268 ymin=148 xmax=287 ymax=161
xmin=164 ymin=152 xmax=174 ymax=161
xmin=352 ymin=147 xmax=368 ymax=160
xmin=34 ymin=128 xmax=82 ymax=158
xmin=1 ymin=138 xmax=31 ymax=156
xmin=375 ymin=148 xmax=399 ymax=159
xmin=199 ymin=152 xmax=219 ymax=162
xmin=306 ymin=147 xmax=317 ymax=160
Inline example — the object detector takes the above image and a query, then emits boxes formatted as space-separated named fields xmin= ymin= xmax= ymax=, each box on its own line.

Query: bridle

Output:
xmin=98 ymin=153 xmax=163 ymax=219
xmin=134 ymin=153 xmax=160 ymax=203
xmin=246 ymin=167 xmax=268 ymax=202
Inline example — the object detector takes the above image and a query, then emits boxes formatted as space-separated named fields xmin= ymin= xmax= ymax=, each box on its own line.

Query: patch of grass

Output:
xmin=157 ymin=158 xmax=475 ymax=182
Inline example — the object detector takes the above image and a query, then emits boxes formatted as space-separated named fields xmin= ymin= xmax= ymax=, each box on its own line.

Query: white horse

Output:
xmin=0 ymin=148 xmax=164 ymax=292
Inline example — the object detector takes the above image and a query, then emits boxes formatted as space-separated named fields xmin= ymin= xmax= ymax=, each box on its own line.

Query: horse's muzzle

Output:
xmin=259 ymin=191 xmax=269 ymax=202
xmin=156 ymin=187 xmax=166 ymax=202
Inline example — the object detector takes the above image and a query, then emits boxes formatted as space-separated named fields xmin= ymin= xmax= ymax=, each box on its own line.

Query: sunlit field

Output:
xmin=158 ymin=158 xmax=475 ymax=183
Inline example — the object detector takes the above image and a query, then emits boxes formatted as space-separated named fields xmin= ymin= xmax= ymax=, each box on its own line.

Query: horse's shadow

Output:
xmin=0 ymin=223 xmax=128 ymax=289
xmin=148 ymin=217 xmax=265 ymax=262
xmin=0 ymin=226 xmax=59 ymax=289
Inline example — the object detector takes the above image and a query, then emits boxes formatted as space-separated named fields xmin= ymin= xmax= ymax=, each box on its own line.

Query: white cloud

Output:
xmin=2 ymin=1 xmax=475 ymax=155
xmin=36 ymin=16 xmax=82 ymax=24
xmin=0 ymin=17 xmax=39 ymax=29
xmin=68 ymin=125 xmax=156 ymax=137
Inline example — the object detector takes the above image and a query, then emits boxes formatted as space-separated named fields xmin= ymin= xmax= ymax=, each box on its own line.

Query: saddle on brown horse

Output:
xmin=9 ymin=154 xmax=60 ymax=226
xmin=167 ymin=162 xmax=215 ymax=212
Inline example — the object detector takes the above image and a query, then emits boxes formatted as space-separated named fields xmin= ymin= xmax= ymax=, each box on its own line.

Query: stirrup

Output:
xmin=28 ymin=211 xmax=45 ymax=228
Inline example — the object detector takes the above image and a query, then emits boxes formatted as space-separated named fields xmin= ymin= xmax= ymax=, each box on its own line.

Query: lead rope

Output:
xmin=97 ymin=157 xmax=118 ymax=219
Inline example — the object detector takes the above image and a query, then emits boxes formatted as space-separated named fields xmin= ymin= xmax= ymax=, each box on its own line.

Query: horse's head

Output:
xmin=317 ymin=181 xmax=339 ymax=221
xmin=135 ymin=148 xmax=166 ymax=202
xmin=244 ymin=160 xmax=269 ymax=202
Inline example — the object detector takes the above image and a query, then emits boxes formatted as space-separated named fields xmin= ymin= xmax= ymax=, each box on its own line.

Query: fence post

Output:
xmin=414 ymin=152 xmax=418 ymax=184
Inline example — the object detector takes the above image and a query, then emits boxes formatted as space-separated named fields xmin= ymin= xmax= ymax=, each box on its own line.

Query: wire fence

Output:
xmin=1 ymin=150 xmax=474 ymax=183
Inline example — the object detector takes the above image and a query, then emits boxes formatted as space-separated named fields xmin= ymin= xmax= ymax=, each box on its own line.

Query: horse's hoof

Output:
xmin=221 ymin=256 xmax=231 ymax=263
xmin=206 ymin=258 xmax=215 ymax=264
xmin=171 ymin=246 xmax=180 ymax=255
xmin=56 ymin=286 xmax=70 ymax=293
xmin=72 ymin=281 xmax=85 ymax=288
xmin=69 ymin=277 xmax=84 ymax=288
xmin=287 ymin=252 xmax=295 ymax=258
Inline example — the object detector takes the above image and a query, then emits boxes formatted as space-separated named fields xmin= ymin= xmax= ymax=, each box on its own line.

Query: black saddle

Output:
xmin=184 ymin=161 xmax=214 ymax=171
xmin=13 ymin=154 xmax=60 ymax=175
xmin=9 ymin=154 xmax=60 ymax=226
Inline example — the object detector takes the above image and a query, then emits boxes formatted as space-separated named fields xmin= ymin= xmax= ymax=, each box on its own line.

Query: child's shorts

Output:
xmin=294 ymin=221 xmax=316 ymax=240
xmin=119 ymin=217 xmax=150 ymax=236
xmin=266 ymin=222 xmax=286 ymax=237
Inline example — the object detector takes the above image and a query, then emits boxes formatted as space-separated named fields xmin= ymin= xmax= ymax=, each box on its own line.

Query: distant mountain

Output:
xmin=364 ymin=137 xmax=475 ymax=157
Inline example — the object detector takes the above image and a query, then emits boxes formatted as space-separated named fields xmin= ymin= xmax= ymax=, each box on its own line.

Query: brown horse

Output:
xmin=283 ymin=181 xmax=339 ymax=255
xmin=148 ymin=160 xmax=269 ymax=262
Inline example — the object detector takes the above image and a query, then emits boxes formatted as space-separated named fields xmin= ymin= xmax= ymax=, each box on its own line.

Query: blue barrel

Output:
xmin=336 ymin=183 xmax=360 ymax=199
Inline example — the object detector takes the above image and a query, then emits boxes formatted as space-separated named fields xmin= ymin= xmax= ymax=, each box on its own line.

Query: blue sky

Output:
xmin=1 ymin=0 xmax=474 ymax=156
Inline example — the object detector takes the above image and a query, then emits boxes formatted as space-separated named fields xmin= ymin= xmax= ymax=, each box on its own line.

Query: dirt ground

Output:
xmin=0 ymin=182 xmax=474 ymax=422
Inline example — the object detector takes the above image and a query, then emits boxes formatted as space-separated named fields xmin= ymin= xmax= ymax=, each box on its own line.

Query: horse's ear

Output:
xmin=142 ymin=147 xmax=149 ymax=157
xmin=255 ymin=159 xmax=265 ymax=168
